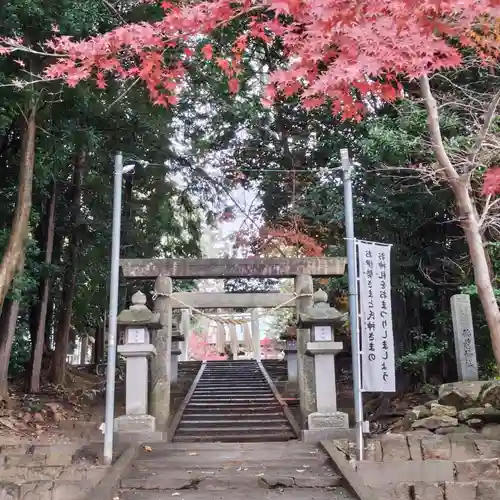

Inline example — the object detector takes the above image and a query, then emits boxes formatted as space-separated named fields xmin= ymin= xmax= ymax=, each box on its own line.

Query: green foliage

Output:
xmin=0 ymin=0 xmax=213 ymax=386
xmin=9 ymin=328 xmax=31 ymax=378
xmin=397 ymin=334 xmax=448 ymax=383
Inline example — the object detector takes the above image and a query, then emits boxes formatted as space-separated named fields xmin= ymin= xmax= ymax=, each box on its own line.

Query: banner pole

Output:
xmin=341 ymin=148 xmax=364 ymax=461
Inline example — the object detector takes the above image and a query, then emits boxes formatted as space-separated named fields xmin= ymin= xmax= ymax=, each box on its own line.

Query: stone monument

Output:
xmin=450 ymin=294 xmax=479 ymax=381
xmin=298 ymin=289 xmax=349 ymax=442
xmin=114 ymin=291 xmax=159 ymax=435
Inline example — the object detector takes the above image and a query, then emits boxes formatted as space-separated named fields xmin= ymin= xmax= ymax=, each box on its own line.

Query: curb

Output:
xmin=321 ymin=440 xmax=372 ymax=500
xmin=84 ymin=444 xmax=139 ymax=500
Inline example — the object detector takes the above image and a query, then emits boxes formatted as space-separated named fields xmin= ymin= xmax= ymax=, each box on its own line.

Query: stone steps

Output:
xmin=0 ymin=443 xmax=110 ymax=500
xmin=119 ymin=489 xmax=352 ymax=500
xmin=121 ymin=470 xmax=341 ymax=489
xmin=172 ymin=431 xmax=297 ymax=442
xmin=181 ymin=412 xmax=285 ymax=419
xmin=172 ymin=360 xmax=295 ymax=443
xmin=184 ymin=403 xmax=283 ymax=412
xmin=119 ymin=441 xmax=355 ymax=500
xmin=180 ymin=417 xmax=288 ymax=426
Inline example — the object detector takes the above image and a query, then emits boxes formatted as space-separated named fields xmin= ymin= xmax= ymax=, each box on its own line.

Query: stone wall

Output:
xmin=347 ymin=433 xmax=500 ymax=500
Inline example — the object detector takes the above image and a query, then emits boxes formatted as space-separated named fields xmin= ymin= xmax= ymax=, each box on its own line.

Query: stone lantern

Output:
xmin=114 ymin=291 xmax=159 ymax=434
xmin=170 ymin=312 xmax=184 ymax=384
xmin=297 ymin=289 xmax=349 ymax=441
xmin=279 ymin=325 xmax=298 ymax=388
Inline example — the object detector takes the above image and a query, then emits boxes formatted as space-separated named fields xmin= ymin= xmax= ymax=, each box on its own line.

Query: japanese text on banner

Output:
xmin=357 ymin=241 xmax=395 ymax=392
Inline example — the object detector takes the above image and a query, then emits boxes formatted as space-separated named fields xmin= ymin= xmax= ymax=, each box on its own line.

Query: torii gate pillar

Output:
xmin=251 ymin=309 xmax=260 ymax=361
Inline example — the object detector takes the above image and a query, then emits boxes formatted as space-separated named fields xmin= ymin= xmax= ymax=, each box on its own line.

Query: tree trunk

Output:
xmin=51 ymin=152 xmax=85 ymax=385
xmin=0 ymin=252 xmax=26 ymax=400
xmin=29 ymin=181 xmax=57 ymax=392
xmin=0 ymin=298 xmax=21 ymax=400
xmin=420 ymin=75 xmax=500 ymax=369
xmin=0 ymin=105 xmax=37 ymax=314
xmin=94 ymin=323 xmax=105 ymax=364
xmin=453 ymin=181 xmax=500 ymax=365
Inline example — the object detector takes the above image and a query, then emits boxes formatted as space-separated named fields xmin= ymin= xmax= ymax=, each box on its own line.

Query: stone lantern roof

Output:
xmin=297 ymin=289 xmax=347 ymax=328
xmin=117 ymin=291 xmax=161 ymax=329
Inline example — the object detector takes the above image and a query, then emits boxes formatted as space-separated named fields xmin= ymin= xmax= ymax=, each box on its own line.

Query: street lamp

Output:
xmin=103 ymin=152 xmax=135 ymax=465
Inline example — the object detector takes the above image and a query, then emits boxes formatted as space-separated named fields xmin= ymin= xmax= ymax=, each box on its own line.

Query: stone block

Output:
xmin=436 ymin=425 xmax=476 ymax=436
xmin=475 ymin=440 xmax=500 ymax=459
xmin=458 ymin=408 xmax=500 ymax=424
xmin=307 ymin=412 xmax=349 ymax=430
xmin=455 ymin=459 xmax=500 ymax=481
xmin=0 ymin=483 xmax=19 ymax=500
xmin=364 ymin=439 xmax=383 ymax=461
xmin=301 ymin=428 xmax=354 ymax=443
xmin=438 ymin=382 xmax=486 ymax=410
xmin=58 ymin=465 xmax=108 ymax=484
xmin=430 ymin=403 xmax=458 ymax=417
xmin=480 ymin=424 xmax=500 ymax=440
xmin=444 ymin=481 xmax=477 ymax=500
xmin=413 ymin=416 xmax=459 ymax=431
xmin=4 ymin=455 xmax=47 ymax=467
xmin=19 ymin=481 xmax=53 ymax=500
xmin=421 ymin=435 xmax=451 ymax=460
xmin=114 ymin=414 xmax=155 ymax=433
xmin=115 ymin=430 xmax=165 ymax=443
xmin=1 ymin=466 xmax=51 ymax=483
xmin=52 ymin=481 xmax=92 ymax=500
xmin=33 ymin=443 xmax=80 ymax=457
xmin=451 ymin=439 xmax=478 ymax=461
xmin=292 ymin=474 xmax=342 ymax=488
xmin=356 ymin=460 xmax=454 ymax=487
xmin=380 ymin=434 xmax=410 ymax=461
xmin=369 ymin=483 xmax=411 ymax=500
xmin=481 ymin=381 xmax=500 ymax=408
xmin=413 ymin=482 xmax=445 ymax=500
xmin=477 ymin=480 xmax=500 ymax=500
xmin=45 ymin=452 xmax=74 ymax=467
xmin=407 ymin=435 xmax=423 ymax=461
xmin=27 ymin=466 xmax=64 ymax=481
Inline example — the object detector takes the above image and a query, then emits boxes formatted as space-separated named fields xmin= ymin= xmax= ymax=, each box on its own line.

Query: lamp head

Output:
xmin=123 ymin=164 xmax=135 ymax=174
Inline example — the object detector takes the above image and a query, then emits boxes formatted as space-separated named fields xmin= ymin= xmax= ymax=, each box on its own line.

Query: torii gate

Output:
xmin=172 ymin=291 xmax=300 ymax=362
xmin=120 ymin=257 xmax=346 ymax=429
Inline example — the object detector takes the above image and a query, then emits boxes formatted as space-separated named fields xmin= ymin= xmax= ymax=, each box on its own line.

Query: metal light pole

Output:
xmin=103 ymin=152 xmax=134 ymax=465
xmin=341 ymin=148 xmax=364 ymax=460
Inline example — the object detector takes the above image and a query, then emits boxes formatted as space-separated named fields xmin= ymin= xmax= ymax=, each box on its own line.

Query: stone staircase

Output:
xmin=261 ymin=359 xmax=287 ymax=383
xmin=172 ymin=360 xmax=296 ymax=443
xmin=0 ymin=442 xmax=109 ymax=500
xmin=119 ymin=441 xmax=356 ymax=500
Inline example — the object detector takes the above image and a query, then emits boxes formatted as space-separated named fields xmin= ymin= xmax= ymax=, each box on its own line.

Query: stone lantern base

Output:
xmin=302 ymin=411 xmax=352 ymax=442
xmin=114 ymin=414 xmax=156 ymax=433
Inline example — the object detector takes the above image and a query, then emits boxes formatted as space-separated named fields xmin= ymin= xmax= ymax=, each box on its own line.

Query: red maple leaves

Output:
xmin=249 ymin=216 xmax=326 ymax=257
xmin=2 ymin=0 xmax=499 ymax=117
xmin=483 ymin=168 xmax=500 ymax=195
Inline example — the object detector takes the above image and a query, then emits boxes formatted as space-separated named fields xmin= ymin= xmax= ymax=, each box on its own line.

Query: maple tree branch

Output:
xmin=419 ymin=75 xmax=460 ymax=183
xmin=470 ymin=87 xmax=500 ymax=164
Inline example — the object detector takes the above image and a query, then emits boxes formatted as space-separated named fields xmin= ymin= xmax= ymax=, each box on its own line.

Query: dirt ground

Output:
xmin=0 ymin=367 xmax=124 ymax=447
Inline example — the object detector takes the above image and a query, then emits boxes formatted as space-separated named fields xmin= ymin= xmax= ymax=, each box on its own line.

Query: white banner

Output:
xmin=357 ymin=241 xmax=395 ymax=392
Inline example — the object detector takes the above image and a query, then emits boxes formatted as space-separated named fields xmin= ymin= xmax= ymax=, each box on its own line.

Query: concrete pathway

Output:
xmin=119 ymin=441 xmax=356 ymax=499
